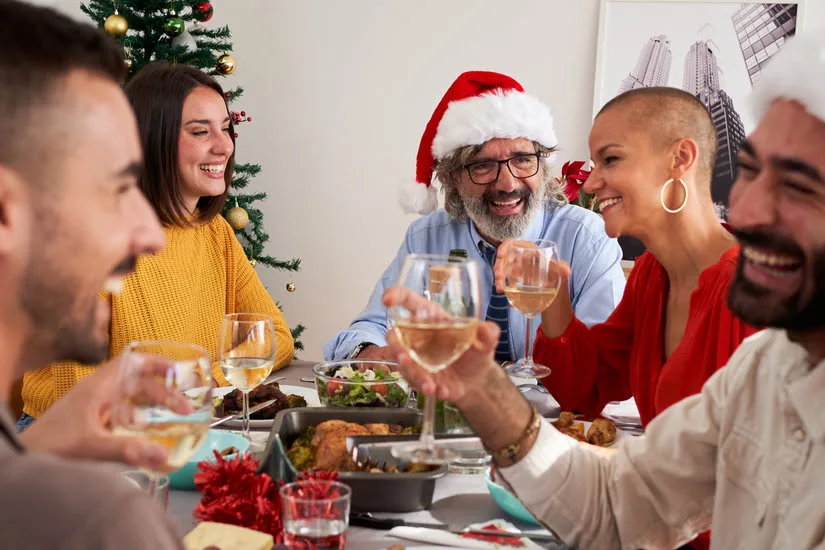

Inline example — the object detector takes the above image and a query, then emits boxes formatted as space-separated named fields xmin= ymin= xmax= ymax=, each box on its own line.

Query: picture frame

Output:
xmin=593 ymin=0 xmax=803 ymax=259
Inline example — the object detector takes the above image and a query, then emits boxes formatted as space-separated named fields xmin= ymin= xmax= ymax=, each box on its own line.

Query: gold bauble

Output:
xmin=286 ymin=282 xmax=296 ymax=293
xmin=225 ymin=206 xmax=249 ymax=230
xmin=124 ymin=56 xmax=133 ymax=69
xmin=104 ymin=13 xmax=128 ymax=37
xmin=216 ymin=53 xmax=236 ymax=75
xmin=250 ymin=259 xmax=257 ymax=267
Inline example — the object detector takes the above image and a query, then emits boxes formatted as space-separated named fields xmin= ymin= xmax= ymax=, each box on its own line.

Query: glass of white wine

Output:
xmin=218 ymin=313 xmax=276 ymax=447
xmin=503 ymin=239 xmax=562 ymax=378
xmin=390 ymin=253 xmax=481 ymax=464
xmin=111 ymin=341 xmax=212 ymax=497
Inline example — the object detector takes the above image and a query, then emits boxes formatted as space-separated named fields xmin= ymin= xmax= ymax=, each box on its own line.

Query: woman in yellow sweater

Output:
xmin=20 ymin=63 xmax=294 ymax=425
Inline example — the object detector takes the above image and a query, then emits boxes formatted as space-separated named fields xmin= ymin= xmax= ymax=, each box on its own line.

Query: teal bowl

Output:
xmin=484 ymin=468 xmax=540 ymax=526
xmin=168 ymin=430 xmax=249 ymax=490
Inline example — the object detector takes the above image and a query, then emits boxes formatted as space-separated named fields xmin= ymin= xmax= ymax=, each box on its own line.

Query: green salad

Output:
xmin=316 ymin=365 xmax=409 ymax=407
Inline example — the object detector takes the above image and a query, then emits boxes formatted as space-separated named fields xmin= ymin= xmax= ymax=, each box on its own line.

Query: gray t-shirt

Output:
xmin=0 ymin=407 xmax=184 ymax=550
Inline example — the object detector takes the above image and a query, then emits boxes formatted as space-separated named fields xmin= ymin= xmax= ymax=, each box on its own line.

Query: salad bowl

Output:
xmin=313 ymin=360 xmax=411 ymax=408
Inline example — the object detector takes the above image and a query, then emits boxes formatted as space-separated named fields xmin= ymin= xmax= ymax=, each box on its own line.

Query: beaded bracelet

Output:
xmin=486 ymin=405 xmax=542 ymax=466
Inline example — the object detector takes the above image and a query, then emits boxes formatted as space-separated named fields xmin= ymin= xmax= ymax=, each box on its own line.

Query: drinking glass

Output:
xmin=120 ymin=470 xmax=170 ymax=510
xmin=389 ymin=253 xmax=481 ymax=464
xmin=218 ymin=313 xmax=276 ymax=447
xmin=281 ymin=480 xmax=352 ymax=550
xmin=503 ymin=240 xmax=562 ymax=378
xmin=111 ymin=341 xmax=212 ymax=498
xmin=443 ymin=401 xmax=491 ymax=474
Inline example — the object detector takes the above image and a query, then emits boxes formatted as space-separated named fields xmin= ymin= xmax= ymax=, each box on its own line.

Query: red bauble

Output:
xmin=191 ymin=1 xmax=213 ymax=22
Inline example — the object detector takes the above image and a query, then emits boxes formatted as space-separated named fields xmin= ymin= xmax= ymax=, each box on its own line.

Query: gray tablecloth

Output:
xmin=168 ymin=360 xmax=570 ymax=549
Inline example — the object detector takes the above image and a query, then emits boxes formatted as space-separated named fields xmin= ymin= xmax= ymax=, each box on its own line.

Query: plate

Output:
xmin=213 ymin=384 xmax=321 ymax=429
xmin=484 ymin=468 xmax=541 ymax=526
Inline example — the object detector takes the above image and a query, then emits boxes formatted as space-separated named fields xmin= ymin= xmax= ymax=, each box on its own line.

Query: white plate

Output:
xmin=550 ymin=419 xmax=631 ymax=446
xmin=213 ymin=384 xmax=321 ymax=429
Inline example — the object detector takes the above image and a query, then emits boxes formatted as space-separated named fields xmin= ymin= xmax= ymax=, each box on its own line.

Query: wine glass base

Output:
xmin=505 ymin=362 xmax=551 ymax=378
xmin=391 ymin=442 xmax=458 ymax=465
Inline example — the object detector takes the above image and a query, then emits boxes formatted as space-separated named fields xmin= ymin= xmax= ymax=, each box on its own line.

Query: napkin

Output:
xmin=510 ymin=378 xmax=561 ymax=418
xmin=388 ymin=519 xmax=546 ymax=549
xmin=601 ymin=398 xmax=641 ymax=425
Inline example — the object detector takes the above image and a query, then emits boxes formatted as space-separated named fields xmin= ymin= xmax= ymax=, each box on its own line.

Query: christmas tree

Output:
xmin=81 ymin=0 xmax=305 ymax=353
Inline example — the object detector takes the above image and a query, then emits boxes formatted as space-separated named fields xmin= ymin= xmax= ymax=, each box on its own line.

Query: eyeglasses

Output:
xmin=463 ymin=152 xmax=545 ymax=185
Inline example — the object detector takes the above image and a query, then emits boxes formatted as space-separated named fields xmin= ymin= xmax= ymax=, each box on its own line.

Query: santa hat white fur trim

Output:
xmin=750 ymin=34 xmax=825 ymax=126
xmin=399 ymin=179 xmax=438 ymax=215
xmin=431 ymin=90 xmax=558 ymax=159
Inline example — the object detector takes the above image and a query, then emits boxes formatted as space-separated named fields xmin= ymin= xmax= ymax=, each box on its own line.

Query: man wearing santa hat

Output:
xmin=324 ymin=71 xmax=625 ymax=363
xmin=385 ymin=34 xmax=825 ymax=549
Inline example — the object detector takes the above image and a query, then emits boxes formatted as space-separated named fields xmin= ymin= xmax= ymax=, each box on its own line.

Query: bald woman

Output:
xmin=498 ymin=87 xmax=759 ymax=549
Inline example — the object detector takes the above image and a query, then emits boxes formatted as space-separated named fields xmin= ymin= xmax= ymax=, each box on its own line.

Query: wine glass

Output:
xmin=503 ymin=239 xmax=562 ymax=378
xmin=389 ymin=253 xmax=481 ymax=464
xmin=218 ymin=313 xmax=277 ymax=447
xmin=111 ymin=341 xmax=212 ymax=497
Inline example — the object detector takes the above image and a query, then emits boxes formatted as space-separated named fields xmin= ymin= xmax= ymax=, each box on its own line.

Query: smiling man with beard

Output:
xmin=324 ymin=71 xmax=625 ymax=363
xmin=383 ymin=35 xmax=825 ymax=549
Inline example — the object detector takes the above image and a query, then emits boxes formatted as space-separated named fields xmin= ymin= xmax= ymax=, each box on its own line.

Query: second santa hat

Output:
xmin=401 ymin=71 xmax=558 ymax=215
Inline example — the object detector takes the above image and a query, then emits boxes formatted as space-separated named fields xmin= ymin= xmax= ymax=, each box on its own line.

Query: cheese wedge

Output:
xmin=183 ymin=521 xmax=273 ymax=550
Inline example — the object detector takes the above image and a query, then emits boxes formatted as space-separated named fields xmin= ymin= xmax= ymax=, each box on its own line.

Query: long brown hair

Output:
xmin=125 ymin=62 xmax=234 ymax=227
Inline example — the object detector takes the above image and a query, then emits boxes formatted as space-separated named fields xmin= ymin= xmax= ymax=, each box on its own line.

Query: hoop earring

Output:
xmin=660 ymin=178 xmax=689 ymax=214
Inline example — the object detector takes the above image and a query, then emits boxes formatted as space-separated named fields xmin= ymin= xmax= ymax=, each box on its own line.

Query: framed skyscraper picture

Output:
xmin=593 ymin=0 xmax=804 ymax=259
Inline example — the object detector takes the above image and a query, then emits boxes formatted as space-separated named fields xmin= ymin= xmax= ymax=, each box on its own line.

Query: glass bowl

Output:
xmin=313 ymin=360 xmax=411 ymax=408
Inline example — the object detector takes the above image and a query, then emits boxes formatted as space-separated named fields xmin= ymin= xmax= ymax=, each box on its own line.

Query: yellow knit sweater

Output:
xmin=22 ymin=215 xmax=295 ymax=418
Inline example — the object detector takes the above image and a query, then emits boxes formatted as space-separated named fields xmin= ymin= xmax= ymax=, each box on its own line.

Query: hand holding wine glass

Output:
xmin=498 ymin=239 xmax=564 ymax=378
xmin=388 ymin=254 xmax=481 ymax=464
xmin=110 ymin=341 xmax=213 ymax=495
xmin=493 ymin=238 xmax=571 ymax=293
xmin=218 ymin=313 xmax=277 ymax=448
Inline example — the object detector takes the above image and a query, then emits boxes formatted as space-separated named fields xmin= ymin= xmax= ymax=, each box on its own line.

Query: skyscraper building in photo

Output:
xmin=682 ymin=40 xmax=745 ymax=208
xmin=732 ymin=3 xmax=797 ymax=85
xmin=618 ymin=34 xmax=673 ymax=93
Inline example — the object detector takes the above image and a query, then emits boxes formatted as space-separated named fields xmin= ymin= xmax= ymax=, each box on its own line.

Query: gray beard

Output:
xmin=462 ymin=184 xmax=547 ymax=244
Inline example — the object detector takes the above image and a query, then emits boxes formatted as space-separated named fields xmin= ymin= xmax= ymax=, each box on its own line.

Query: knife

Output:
xmin=210 ymin=398 xmax=278 ymax=428
xmin=349 ymin=513 xmax=558 ymax=543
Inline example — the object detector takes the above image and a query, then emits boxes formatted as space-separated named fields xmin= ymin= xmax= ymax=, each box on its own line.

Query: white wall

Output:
xmin=33 ymin=0 xmax=825 ymax=359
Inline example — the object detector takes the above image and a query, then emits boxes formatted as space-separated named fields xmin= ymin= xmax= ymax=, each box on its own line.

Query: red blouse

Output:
xmin=536 ymin=245 xmax=758 ymax=427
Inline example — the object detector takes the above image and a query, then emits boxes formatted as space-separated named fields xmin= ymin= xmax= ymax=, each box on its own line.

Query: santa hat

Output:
xmin=400 ymin=71 xmax=558 ymax=215
xmin=751 ymin=34 xmax=825 ymax=126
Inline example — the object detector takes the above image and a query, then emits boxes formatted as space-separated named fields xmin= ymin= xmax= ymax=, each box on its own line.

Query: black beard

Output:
xmin=728 ymin=226 xmax=825 ymax=331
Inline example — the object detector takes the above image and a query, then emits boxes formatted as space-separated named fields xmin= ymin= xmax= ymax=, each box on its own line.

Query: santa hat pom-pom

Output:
xmin=399 ymin=181 xmax=438 ymax=215
xmin=750 ymin=34 xmax=825 ymax=125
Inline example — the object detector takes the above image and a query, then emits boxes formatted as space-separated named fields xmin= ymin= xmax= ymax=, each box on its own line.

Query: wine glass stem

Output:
xmin=524 ymin=315 xmax=534 ymax=366
xmin=242 ymin=390 xmax=250 ymax=440
xmin=420 ymin=390 xmax=437 ymax=451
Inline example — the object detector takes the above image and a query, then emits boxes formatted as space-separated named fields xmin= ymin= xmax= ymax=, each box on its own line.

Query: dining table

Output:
xmin=167 ymin=359 xmax=577 ymax=549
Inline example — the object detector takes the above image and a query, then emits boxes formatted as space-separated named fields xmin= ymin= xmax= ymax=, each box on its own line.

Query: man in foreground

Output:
xmin=0 ymin=2 xmax=183 ymax=547
xmin=386 ymin=34 xmax=825 ymax=549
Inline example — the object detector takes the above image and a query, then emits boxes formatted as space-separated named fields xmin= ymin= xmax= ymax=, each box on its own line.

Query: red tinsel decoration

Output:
xmin=193 ymin=451 xmax=340 ymax=544
xmin=560 ymin=160 xmax=591 ymax=202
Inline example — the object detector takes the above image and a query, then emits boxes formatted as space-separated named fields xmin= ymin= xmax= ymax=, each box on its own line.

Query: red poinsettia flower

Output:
xmin=560 ymin=160 xmax=591 ymax=202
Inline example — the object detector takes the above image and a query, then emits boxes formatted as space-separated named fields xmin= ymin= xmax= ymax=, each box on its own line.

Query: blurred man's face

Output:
xmin=19 ymin=69 xmax=165 ymax=365
xmin=727 ymin=99 xmax=825 ymax=332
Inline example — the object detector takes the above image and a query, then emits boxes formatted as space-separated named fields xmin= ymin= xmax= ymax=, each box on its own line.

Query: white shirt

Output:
xmin=500 ymin=329 xmax=825 ymax=550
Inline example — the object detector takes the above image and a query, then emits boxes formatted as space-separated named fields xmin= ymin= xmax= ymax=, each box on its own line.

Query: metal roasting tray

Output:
xmin=259 ymin=408 xmax=448 ymax=513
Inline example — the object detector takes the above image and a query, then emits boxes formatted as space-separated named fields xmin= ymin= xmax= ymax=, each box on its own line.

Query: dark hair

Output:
xmin=0 ymin=0 xmax=126 ymax=184
xmin=125 ymin=62 xmax=234 ymax=227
